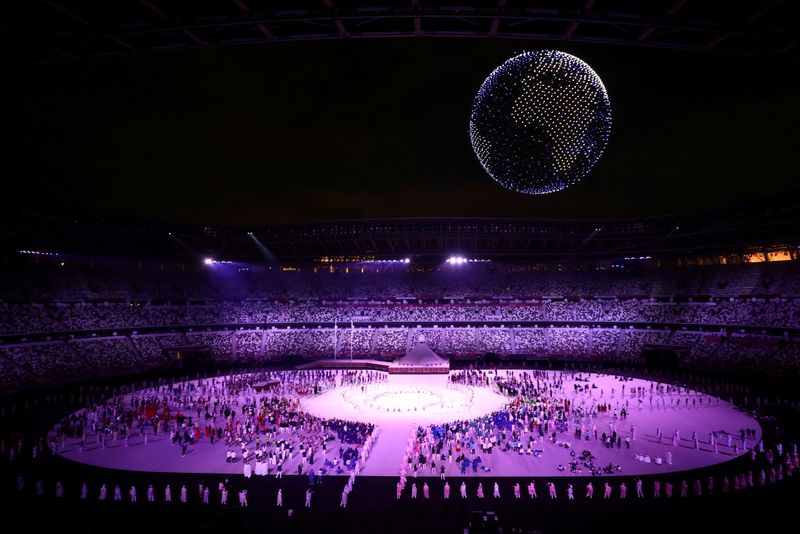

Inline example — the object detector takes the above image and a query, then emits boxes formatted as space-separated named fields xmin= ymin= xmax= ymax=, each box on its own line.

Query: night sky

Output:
xmin=3 ymin=38 xmax=798 ymax=224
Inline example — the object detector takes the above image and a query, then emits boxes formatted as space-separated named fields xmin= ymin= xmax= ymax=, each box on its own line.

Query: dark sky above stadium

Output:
xmin=3 ymin=38 xmax=798 ymax=224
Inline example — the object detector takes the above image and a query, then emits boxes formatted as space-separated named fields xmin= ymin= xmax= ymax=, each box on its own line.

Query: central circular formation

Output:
xmin=303 ymin=375 xmax=509 ymax=423
xmin=470 ymin=50 xmax=612 ymax=194
xmin=341 ymin=384 xmax=474 ymax=414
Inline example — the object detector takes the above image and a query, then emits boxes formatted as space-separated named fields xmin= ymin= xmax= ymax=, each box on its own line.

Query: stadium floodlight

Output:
xmin=447 ymin=256 xmax=469 ymax=265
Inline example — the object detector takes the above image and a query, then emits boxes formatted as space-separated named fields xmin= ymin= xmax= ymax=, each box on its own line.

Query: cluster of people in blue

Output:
xmin=408 ymin=370 xmax=634 ymax=480
xmin=324 ymin=418 xmax=375 ymax=445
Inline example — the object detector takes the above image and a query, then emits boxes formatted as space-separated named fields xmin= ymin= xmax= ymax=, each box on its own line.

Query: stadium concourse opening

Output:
xmin=3 ymin=1 xmax=800 ymax=532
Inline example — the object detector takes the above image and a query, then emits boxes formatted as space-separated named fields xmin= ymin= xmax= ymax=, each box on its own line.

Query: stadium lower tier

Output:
xmin=1 ymin=323 xmax=798 ymax=390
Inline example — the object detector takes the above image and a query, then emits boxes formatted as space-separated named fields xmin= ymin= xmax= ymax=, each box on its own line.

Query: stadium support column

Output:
xmin=545 ymin=327 xmax=552 ymax=356
xmin=369 ymin=328 xmax=377 ymax=356
xmin=511 ymin=328 xmax=517 ymax=355
xmin=300 ymin=328 xmax=309 ymax=356
xmin=333 ymin=321 xmax=338 ymax=360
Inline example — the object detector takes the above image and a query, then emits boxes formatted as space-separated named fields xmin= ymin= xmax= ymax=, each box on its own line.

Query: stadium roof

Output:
xmin=2 ymin=0 xmax=798 ymax=65
xmin=5 ymin=190 xmax=799 ymax=262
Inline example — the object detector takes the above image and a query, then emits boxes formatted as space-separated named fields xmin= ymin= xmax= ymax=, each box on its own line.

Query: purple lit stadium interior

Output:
xmin=2 ymin=2 xmax=800 ymax=534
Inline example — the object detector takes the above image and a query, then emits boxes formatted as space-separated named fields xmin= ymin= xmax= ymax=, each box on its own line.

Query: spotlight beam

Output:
xmin=248 ymin=232 xmax=276 ymax=263
xmin=169 ymin=233 xmax=200 ymax=257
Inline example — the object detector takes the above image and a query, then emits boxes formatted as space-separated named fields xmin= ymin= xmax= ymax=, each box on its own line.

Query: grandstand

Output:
xmin=2 ymin=231 xmax=800 ymax=389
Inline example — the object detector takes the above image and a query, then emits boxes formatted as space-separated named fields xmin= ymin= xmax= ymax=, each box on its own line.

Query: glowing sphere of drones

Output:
xmin=469 ymin=50 xmax=612 ymax=194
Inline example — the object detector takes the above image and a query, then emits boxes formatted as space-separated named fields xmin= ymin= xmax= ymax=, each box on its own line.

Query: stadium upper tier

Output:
xmin=2 ymin=263 xmax=800 ymax=336
xmin=2 ymin=289 xmax=800 ymax=335
xmin=3 ymin=261 xmax=800 ymax=305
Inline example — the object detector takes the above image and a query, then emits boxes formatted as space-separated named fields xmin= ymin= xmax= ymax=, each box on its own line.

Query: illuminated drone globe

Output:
xmin=469 ymin=50 xmax=612 ymax=194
